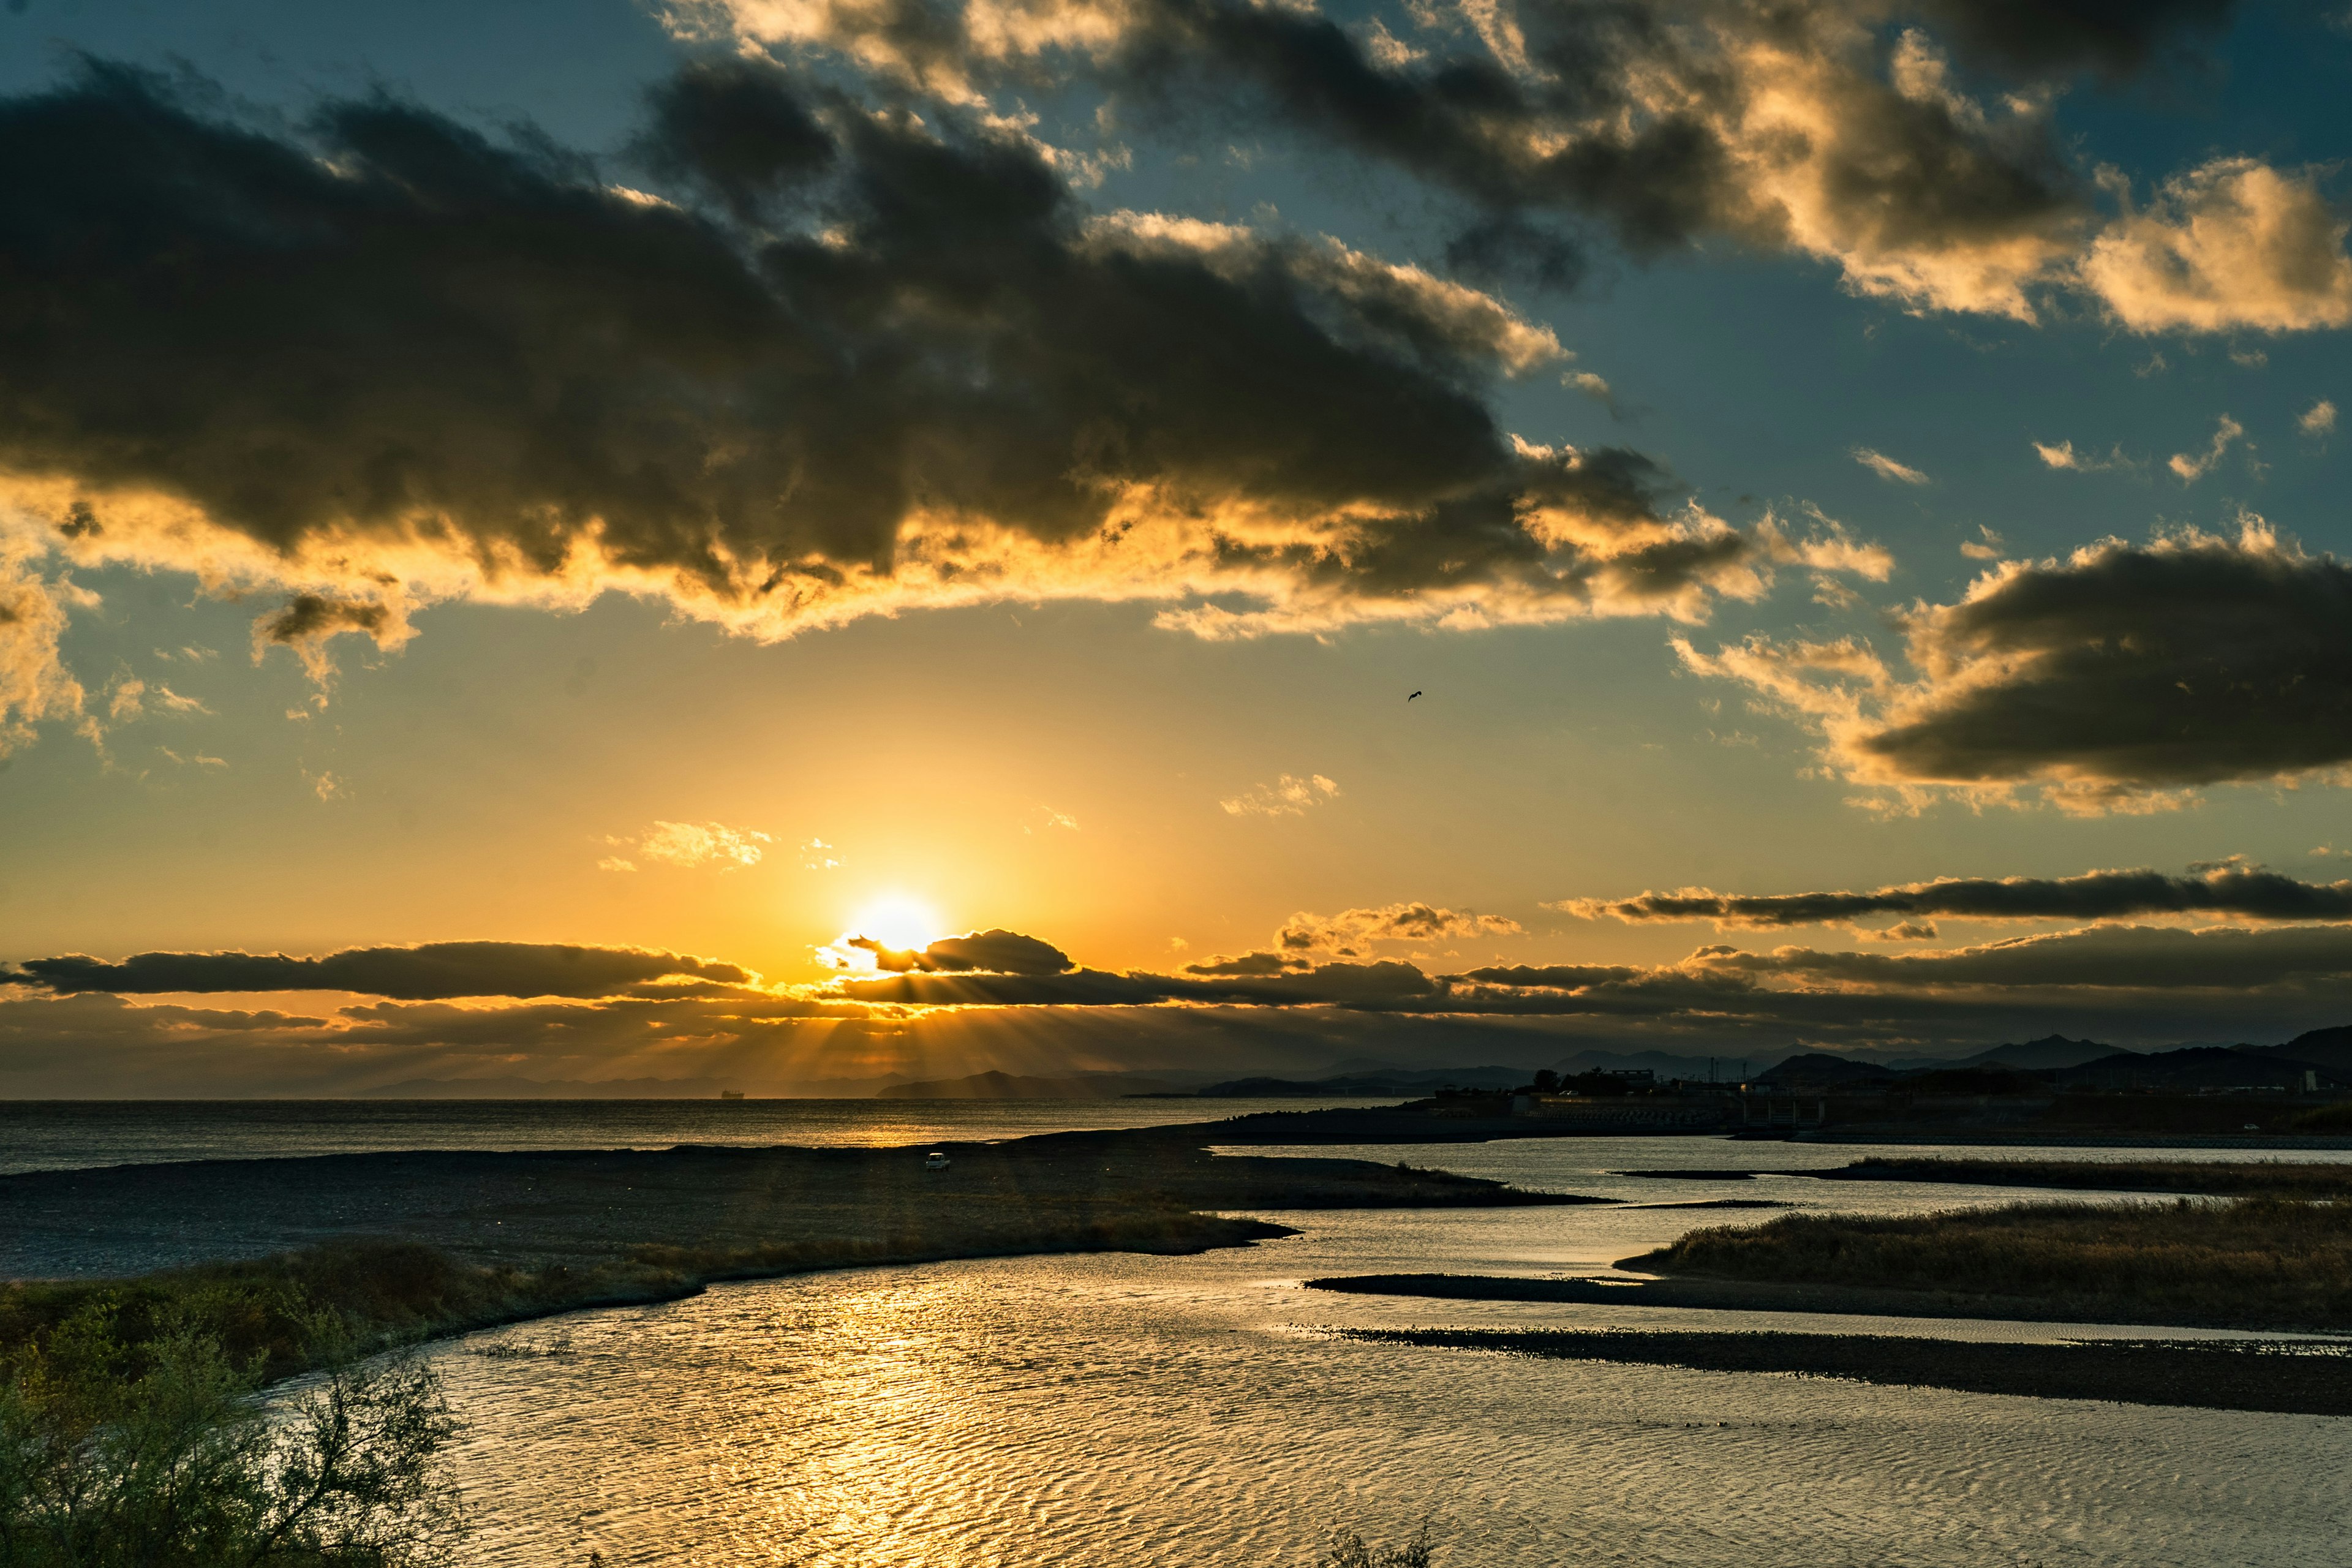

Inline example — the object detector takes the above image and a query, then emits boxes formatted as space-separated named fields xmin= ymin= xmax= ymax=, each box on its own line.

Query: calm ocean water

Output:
xmin=434 ymin=1134 xmax=2352 ymax=1567
xmin=0 ymin=1097 xmax=1403 ymax=1176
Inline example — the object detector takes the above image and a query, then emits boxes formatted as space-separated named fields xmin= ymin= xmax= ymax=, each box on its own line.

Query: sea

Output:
xmin=10 ymin=1102 xmax=2350 ymax=1565
xmin=0 ymin=1096 xmax=1402 ymax=1177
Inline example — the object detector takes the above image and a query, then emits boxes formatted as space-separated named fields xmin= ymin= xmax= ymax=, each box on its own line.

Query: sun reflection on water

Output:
xmin=439 ymin=1144 xmax=2352 ymax=1566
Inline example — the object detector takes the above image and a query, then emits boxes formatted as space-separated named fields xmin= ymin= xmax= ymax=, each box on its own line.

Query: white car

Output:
xmin=925 ymin=1150 xmax=951 ymax=1170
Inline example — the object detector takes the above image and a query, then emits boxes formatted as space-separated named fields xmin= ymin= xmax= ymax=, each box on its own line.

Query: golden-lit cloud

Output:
xmin=1180 ymin=900 xmax=1525 ymax=976
xmin=2081 ymin=159 xmax=2352 ymax=334
xmin=2166 ymin=415 xmax=2244 ymax=483
xmin=678 ymin=0 xmax=2340 ymax=333
xmin=1276 ymin=901 xmax=1525 ymax=956
xmin=0 ymin=543 xmax=92 ymax=757
xmin=1850 ymin=447 xmax=1930 ymax=485
xmin=1559 ymin=861 xmax=2352 ymax=930
xmin=601 ymin=820 xmax=774 ymax=874
xmin=2031 ymin=440 xmax=2128 ymax=474
xmin=1219 ymin=773 xmax=1340 ymax=817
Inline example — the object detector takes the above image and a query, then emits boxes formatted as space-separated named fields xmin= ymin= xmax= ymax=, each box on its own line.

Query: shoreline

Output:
xmin=1336 ymin=1327 xmax=2352 ymax=1416
xmin=0 ymin=1111 xmax=1591 ymax=1381
xmin=0 ymin=1113 xmax=1596 ymax=1281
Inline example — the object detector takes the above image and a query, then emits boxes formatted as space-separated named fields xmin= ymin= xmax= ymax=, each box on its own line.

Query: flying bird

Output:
xmin=1407 ymin=690 xmax=1422 ymax=701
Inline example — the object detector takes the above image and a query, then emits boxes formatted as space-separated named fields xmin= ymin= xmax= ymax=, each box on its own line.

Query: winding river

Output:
xmin=435 ymin=1137 xmax=2352 ymax=1565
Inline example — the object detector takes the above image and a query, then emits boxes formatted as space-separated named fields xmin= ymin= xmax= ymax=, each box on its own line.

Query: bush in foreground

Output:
xmin=0 ymin=1298 xmax=463 ymax=1567
xmin=1320 ymin=1520 xmax=1435 ymax=1567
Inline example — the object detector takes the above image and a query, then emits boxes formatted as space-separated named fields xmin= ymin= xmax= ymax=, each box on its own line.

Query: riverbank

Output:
xmin=1338 ymin=1328 xmax=2352 ymax=1415
xmin=1316 ymin=1162 xmax=2352 ymax=1333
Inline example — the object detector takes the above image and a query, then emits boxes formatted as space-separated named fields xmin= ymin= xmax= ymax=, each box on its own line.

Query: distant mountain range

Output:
xmin=1952 ymin=1035 xmax=2127 ymax=1071
xmin=1755 ymin=1029 xmax=2351 ymax=1091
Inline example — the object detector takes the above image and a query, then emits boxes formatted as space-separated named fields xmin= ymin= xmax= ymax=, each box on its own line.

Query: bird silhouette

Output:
xmin=1407 ymin=690 xmax=1422 ymax=701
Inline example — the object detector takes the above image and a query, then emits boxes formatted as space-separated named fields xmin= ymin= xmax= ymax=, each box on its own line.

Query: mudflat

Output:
xmin=1307 ymin=1271 xmax=2162 ymax=1325
xmin=0 ymin=1118 xmax=1587 ymax=1280
xmin=1340 ymin=1327 xmax=2352 ymax=1417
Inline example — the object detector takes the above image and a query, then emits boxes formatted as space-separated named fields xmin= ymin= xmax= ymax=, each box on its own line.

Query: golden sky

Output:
xmin=1 ymin=0 xmax=2350 ymax=1092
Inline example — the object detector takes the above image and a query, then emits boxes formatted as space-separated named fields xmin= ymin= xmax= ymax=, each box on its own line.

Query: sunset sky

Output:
xmin=2 ymin=0 xmax=2350 ymax=1093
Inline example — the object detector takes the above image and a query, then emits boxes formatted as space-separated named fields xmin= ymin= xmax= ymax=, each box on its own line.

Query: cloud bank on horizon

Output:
xmin=12 ymin=866 xmax=2352 ymax=1093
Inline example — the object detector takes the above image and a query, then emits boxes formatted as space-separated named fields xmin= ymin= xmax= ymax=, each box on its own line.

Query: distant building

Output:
xmin=1509 ymin=1093 xmax=1725 ymax=1129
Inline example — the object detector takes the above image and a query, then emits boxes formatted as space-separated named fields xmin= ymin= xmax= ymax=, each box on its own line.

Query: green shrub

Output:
xmin=0 ymin=1302 xmax=463 ymax=1567
xmin=1319 ymin=1520 xmax=1434 ymax=1568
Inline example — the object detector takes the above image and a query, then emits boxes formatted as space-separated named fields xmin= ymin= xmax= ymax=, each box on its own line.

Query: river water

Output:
xmin=434 ymin=1135 xmax=2352 ymax=1566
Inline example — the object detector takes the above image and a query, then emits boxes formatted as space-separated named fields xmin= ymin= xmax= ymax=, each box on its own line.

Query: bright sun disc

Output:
xmin=851 ymin=895 xmax=940 ymax=953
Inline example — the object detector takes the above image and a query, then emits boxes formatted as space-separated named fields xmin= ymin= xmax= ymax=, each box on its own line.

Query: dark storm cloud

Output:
xmin=1681 ymin=524 xmax=2352 ymax=809
xmin=635 ymin=57 xmax=837 ymax=217
xmin=1107 ymin=0 xmax=1741 ymax=252
xmin=1697 ymin=923 xmax=2352 ymax=992
xmin=1182 ymin=951 xmax=1305 ymax=976
xmin=850 ymin=928 xmax=1076 ymax=974
xmin=1571 ymin=862 xmax=2352 ymax=929
xmin=1452 ymin=963 xmax=1645 ymax=988
xmin=0 ymin=989 xmax=891 ymax=1097
xmin=1916 ymin=0 xmax=2239 ymax=75
xmin=696 ymin=0 xmax=2279 ymax=321
xmin=249 ymin=594 xmax=410 ymax=679
xmin=0 ymin=60 xmax=1790 ymax=642
xmin=0 ymin=941 xmax=753 ymax=1000
xmin=829 ymin=958 xmax=1441 ymax=1007
xmin=1862 ymin=529 xmax=2352 ymax=793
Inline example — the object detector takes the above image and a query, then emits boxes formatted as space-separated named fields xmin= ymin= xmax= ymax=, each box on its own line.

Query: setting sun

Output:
xmin=3 ymin=5 xmax=2346 ymax=1561
xmin=849 ymin=895 xmax=942 ymax=954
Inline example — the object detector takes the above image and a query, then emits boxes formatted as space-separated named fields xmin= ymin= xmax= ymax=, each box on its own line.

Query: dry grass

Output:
xmin=1630 ymin=1198 xmax=2352 ymax=1330
xmin=0 ymin=1240 xmax=684 ymax=1384
xmin=1826 ymin=1158 xmax=2352 ymax=1198
xmin=0 ymin=1210 xmax=1289 ymax=1385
